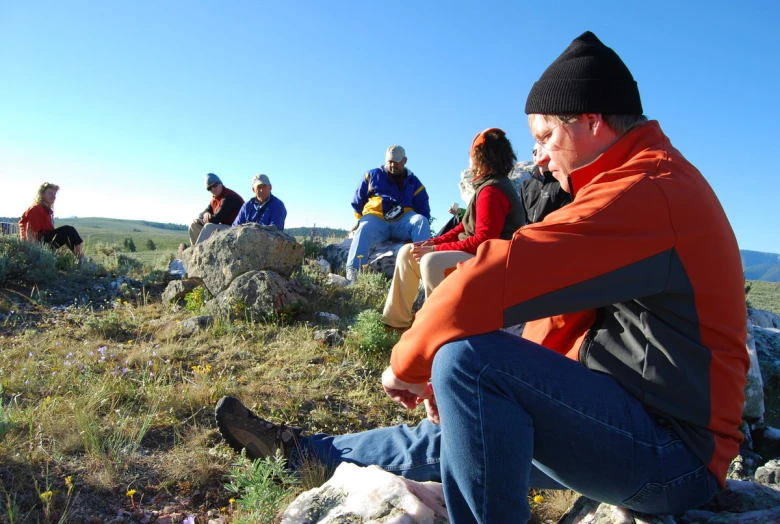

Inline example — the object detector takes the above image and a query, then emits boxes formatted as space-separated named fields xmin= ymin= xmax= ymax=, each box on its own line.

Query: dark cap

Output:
xmin=525 ymin=31 xmax=642 ymax=115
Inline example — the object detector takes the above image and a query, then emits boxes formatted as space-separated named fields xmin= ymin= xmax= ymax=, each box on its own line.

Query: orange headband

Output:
xmin=471 ymin=127 xmax=506 ymax=151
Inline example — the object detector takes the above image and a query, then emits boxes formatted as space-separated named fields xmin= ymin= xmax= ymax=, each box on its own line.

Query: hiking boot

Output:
xmin=215 ymin=396 xmax=302 ymax=460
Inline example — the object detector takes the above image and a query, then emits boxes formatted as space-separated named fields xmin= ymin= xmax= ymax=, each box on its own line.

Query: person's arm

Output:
xmin=390 ymin=178 xmax=679 ymax=384
xmin=351 ymin=173 xmax=371 ymax=219
xmin=411 ymin=179 xmax=431 ymax=219
xmin=210 ymin=194 xmax=243 ymax=224
xmin=430 ymin=222 xmax=465 ymax=245
xmin=434 ymin=187 xmax=509 ymax=255
xmin=270 ymin=200 xmax=287 ymax=230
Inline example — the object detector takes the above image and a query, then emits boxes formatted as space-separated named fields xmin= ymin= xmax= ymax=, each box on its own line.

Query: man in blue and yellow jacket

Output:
xmin=346 ymin=145 xmax=431 ymax=282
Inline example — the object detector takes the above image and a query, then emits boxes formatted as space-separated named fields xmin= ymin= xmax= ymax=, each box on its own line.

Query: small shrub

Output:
xmin=224 ymin=452 xmax=298 ymax=524
xmin=184 ymin=287 xmax=208 ymax=314
xmin=0 ymin=237 xmax=58 ymax=287
xmin=352 ymin=309 xmax=399 ymax=355
xmin=349 ymin=270 xmax=391 ymax=311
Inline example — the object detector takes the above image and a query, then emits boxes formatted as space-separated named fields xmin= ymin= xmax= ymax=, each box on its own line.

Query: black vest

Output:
xmin=459 ymin=174 xmax=526 ymax=241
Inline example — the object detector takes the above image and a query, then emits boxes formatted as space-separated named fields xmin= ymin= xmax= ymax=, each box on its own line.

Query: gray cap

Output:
xmin=252 ymin=173 xmax=271 ymax=189
xmin=386 ymin=145 xmax=406 ymax=163
xmin=205 ymin=173 xmax=222 ymax=188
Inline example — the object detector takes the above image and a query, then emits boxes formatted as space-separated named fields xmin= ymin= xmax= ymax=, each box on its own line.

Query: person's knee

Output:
xmin=432 ymin=339 xmax=479 ymax=388
xmin=397 ymin=243 xmax=414 ymax=263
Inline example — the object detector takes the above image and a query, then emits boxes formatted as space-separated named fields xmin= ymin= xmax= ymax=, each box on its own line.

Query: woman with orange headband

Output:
xmin=383 ymin=128 xmax=526 ymax=330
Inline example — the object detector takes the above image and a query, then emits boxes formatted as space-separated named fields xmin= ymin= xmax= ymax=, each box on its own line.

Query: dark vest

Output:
xmin=459 ymin=174 xmax=526 ymax=241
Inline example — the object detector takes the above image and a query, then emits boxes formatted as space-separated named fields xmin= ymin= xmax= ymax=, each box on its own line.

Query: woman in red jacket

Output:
xmin=19 ymin=182 xmax=84 ymax=258
xmin=383 ymin=128 xmax=527 ymax=330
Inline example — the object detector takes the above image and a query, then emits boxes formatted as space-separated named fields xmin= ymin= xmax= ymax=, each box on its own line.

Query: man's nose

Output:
xmin=534 ymin=146 xmax=550 ymax=166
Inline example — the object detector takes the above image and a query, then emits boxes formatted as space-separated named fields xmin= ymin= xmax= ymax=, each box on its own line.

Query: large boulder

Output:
xmin=748 ymin=308 xmax=780 ymax=329
xmin=281 ymin=463 xmax=448 ymax=523
xmin=743 ymin=321 xmax=765 ymax=421
xmin=183 ymin=223 xmax=304 ymax=295
xmin=205 ymin=270 xmax=304 ymax=320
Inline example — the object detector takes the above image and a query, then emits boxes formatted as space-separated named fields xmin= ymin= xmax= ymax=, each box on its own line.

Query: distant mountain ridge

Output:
xmin=742 ymin=250 xmax=780 ymax=282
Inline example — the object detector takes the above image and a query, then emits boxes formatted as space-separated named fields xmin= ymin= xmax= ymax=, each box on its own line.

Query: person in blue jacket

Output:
xmin=233 ymin=174 xmax=287 ymax=230
xmin=347 ymin=145 xmax=431 ymax=283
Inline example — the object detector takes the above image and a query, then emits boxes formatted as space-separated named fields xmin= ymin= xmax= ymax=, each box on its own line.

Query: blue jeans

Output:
xmin=346 ymin=213 xmax=430 ymax=272
xmin=297 ymin=332 xmax=718 ymax=523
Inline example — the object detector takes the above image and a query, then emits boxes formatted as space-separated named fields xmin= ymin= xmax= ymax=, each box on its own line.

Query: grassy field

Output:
xmin=746 ymin=280 xmax=780 ymax=317
xmin=0 ymin=240 xmax=571 ymax=523
xmin=55 ymin=217 xmax=188 ymax=254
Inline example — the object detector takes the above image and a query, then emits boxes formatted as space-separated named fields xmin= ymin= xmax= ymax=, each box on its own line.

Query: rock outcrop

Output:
xmin=205 ymin=270 xmax=304 ymax=319
xmin=163 ymin=223 xmax=306 ymax=319
xmin=182 ymin=223 xmax=304 ymax=295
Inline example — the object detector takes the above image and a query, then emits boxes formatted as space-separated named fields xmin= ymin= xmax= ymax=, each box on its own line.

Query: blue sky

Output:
xmin=1 ymin=1 xmax=778 ymax=253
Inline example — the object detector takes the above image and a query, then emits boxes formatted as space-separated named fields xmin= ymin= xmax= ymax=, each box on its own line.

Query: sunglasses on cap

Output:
xmin=207 ymin=183 xmax=219 ymax=191
xmin=471 ymin=127 xmax=506 ymax=149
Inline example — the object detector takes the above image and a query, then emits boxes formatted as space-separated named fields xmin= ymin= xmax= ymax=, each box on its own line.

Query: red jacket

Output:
xmin=205 ymin=187 xmax=244 ymax=225
xmin=391 ymin=121 xmax=748 ymax=486
xmin=19 ymin=204 xmax=54 ymax=240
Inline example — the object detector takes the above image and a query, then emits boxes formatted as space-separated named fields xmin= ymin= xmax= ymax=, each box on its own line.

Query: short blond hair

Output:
xmin=34 ymin=182 xmax=60 ymax=206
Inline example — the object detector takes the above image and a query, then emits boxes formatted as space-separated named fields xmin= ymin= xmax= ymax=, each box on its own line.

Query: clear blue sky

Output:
xmin=1 ymin=1 xmax=778 ymax=253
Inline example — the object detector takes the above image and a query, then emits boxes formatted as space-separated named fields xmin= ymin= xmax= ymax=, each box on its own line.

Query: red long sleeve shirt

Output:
xmin=430 ymin=186 xmax=509 ymax=255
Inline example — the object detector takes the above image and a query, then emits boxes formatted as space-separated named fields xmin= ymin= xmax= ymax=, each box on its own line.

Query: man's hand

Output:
xmin=202 ymin=212 xmax=213 ymax=223
xmin=381 ymin=366 xmax=431 ymax=410
xmin=423 ymin=395 xmax=440 ymax=424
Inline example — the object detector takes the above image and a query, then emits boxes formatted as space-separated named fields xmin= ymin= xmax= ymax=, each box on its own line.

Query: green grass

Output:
xmin=746 ymin=280 xmax=780 ymax=317
xmin=57 ymin=217 xmax=188 ymax=253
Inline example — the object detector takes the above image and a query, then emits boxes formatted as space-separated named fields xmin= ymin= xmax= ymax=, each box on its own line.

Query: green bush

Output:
xmin=224 ymin=452 xmax=298 ymax=524
xmin=184 ymin=287 xmax=208 ymax=314
xmin=349 ymin=270 xmax=392 ymax=311
xmin=0 ymin=237 xmax=58 ymax=287
xmin=352 ymin=309 xmax=399 ymax=355
xmin=301 ymin=236 xmax=324 ymax=260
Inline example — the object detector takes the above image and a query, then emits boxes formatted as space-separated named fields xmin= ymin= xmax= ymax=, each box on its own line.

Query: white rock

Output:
xmin=326 ymin=274 xmax=348 ymax=286
xmin=281 ymin=463 xmax=448 ymax=523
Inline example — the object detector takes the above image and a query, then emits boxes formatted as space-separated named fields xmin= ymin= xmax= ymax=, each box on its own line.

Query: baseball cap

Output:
xmin=386 ymin=145 xmax=406 ymax=163
xmin=252 ymin=174 xmax=271 ymax=189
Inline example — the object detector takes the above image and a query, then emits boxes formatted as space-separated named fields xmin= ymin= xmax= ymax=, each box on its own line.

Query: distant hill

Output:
xmin=286 ymin=226 xmax=348 ymax=239
xmin=741 ymin=250 xmax=780 ymax=283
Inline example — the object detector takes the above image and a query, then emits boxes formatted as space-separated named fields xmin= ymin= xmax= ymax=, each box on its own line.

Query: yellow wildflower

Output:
xmin=533 ymin=494 xmax=544 ymax=504
xmin=126 ymin=489 xmax=137 ymax=497
xmin=229 ymin=498 xmax=236 ymax=505
xmin=40 ymin=490 xmax=53 ymax=502
xmin=65 ymin=476 xmax=72 ymax=486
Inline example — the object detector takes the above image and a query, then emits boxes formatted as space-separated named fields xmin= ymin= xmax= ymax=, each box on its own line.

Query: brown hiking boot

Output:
xmin=214 ymin=396 xmax=302 ymax=460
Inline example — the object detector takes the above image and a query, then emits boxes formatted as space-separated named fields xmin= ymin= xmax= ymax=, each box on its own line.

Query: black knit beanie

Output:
xmin=525 ymin=31 xmax=642 ymax=115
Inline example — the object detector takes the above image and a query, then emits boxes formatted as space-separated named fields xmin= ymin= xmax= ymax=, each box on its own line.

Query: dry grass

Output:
xmin=0 ymin=249 xmax=577 ymax=522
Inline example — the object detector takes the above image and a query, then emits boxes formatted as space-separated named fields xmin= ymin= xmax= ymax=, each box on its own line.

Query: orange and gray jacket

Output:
xmin=351 ymin=166 xmax=430 ymax=221
xmin=390 ymin=121 xmax=748 ymax=486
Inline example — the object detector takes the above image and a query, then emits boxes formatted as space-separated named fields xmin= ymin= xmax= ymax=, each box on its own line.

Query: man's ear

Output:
xmin=583 ymin=113 xmax=604 ymax=136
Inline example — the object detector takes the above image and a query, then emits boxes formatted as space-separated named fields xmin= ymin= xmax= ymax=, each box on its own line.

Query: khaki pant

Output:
xmin=383 ymin=243 xmax=474 ymax=329
xmin=188 ymin=218 xmax=205 ymax=245
xmin=197 ymin=223 xmax=230 ymax=243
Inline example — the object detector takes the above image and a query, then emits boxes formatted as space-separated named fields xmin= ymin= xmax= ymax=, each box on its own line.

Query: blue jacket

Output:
xmin=351 ymin=166 xmax=430 ymax=221
xmin=233 ymin=194 xmax=287 ymax=230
